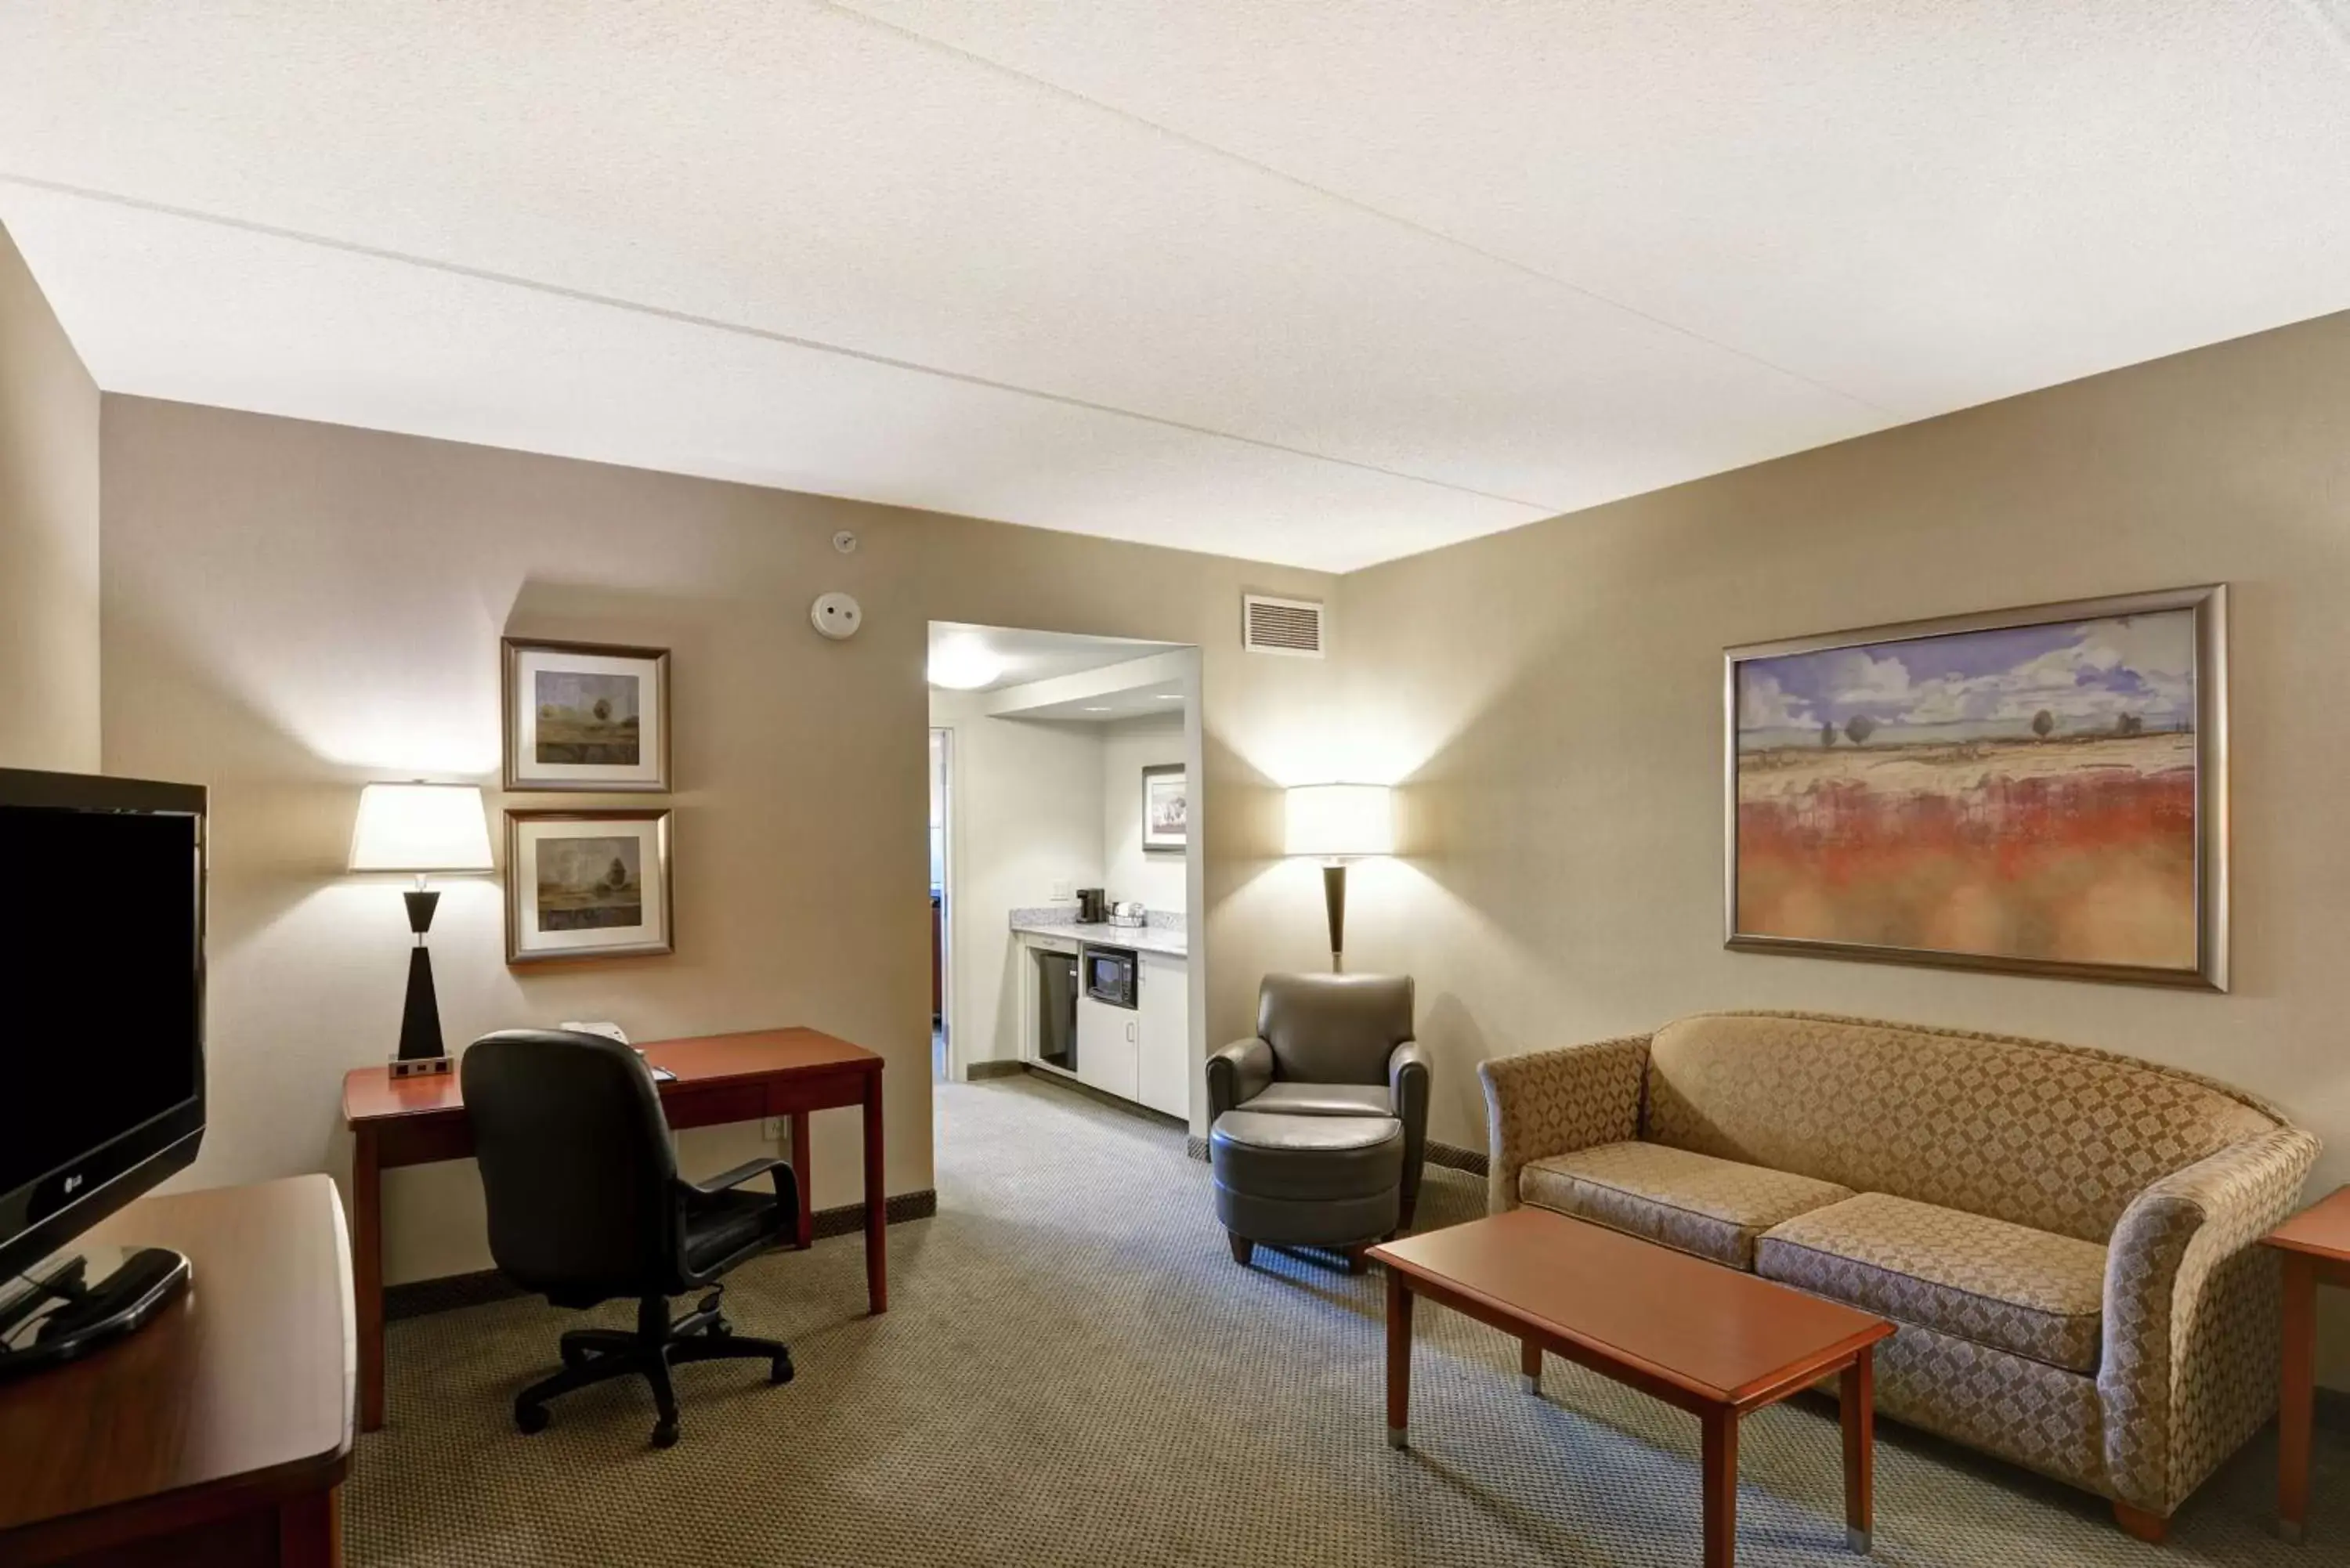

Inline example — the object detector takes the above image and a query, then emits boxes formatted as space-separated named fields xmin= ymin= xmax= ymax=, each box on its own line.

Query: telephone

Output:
xmin=557 ymin=1020 xmax=675 ymax=1082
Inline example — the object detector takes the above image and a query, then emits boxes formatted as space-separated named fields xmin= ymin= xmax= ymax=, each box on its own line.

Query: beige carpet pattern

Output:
xmin=352 ymin=1075 xmax=2345 ymax=1566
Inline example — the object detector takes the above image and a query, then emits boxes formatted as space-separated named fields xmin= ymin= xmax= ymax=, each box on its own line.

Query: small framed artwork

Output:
xmin=1725 ymin=584 xmax=2226 ymax=989
xmin=506 ymin=809 xmax=674 ymax=964
xmin=504 ymin=638 xmax=670 ymax=792
xmin=1141 ymin=764 xmax=1188 ymax=854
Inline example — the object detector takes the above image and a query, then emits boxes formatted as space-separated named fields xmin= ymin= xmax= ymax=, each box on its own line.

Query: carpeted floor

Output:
xmin=351 ymin=1075 xmax=2344 ymax=1566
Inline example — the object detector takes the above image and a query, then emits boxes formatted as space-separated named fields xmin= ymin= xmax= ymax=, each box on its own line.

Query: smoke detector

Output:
xmin=810 ymin=592 xmax=863 ymax=640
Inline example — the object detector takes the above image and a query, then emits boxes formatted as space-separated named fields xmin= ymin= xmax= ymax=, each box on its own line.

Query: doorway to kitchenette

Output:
xmin=927 ymin=622 xmax=1204 ymax=1135
xmin=928 ymin=725 xmax=953 ymax=1081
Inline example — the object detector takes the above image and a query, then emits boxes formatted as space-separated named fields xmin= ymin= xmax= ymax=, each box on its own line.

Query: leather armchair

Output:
xmin=1208 ymin=973 xmax=1428 ymax=1222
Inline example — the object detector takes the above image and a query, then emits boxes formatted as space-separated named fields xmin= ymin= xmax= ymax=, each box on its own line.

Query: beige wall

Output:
xmin=929 ymin=688 xmax=1106 ymax=1068
xmin=1104 ymin=714 xmax=1189 ymax=913
xmin=0 ymin=221 xmax=99 ymax=771
xmin=101 ymin=309 xmax=2343 ymax=1361
xmin=1336 ymin=309 xmax=2350 ymax=1379
xmin=101 ymin=396 xmax=1344 ymax=1284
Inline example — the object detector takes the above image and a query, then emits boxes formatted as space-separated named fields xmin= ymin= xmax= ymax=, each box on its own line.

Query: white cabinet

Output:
xmin=1075 ymin=994 xmax=1140 ymax=1102
xmin=1136 ymin=953 xmax=1190 ymax=1118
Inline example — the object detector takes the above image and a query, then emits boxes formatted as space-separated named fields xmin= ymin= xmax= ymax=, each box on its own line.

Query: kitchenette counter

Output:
xmin=1010 ymin=915 xmax=1188 ymax=959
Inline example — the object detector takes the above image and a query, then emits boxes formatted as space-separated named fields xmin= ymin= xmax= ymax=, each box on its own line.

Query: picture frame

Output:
xmin=1724 ymin=585 xmax=2227 ymax=990
xmin=503 ymin=638 xmax=671 ymax=793
xmin=505 ymin=808 xmax=674 ymax=964
xmin=1141 ymin=764 xmax=1188 ymax=854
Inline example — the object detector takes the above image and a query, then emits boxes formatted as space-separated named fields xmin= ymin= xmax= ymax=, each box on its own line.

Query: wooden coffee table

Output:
xmin=1370 ymin=1208 xmax=1895 ymax=1567
xmin=2263 ymin=1183 xmax=2350 ymax=1545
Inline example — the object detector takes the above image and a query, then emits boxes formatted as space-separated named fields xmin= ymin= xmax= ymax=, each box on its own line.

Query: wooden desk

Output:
xmin=1371 ymin=1209 xmax=1893 ymax=1568
xmin=342 ymin=1025 xmax=884 ymax=1433
xmin=0 ymin=1176 xmax=355 ymax=1568
xmin=2265 ymin=1183 xmax=2350 ymax=1544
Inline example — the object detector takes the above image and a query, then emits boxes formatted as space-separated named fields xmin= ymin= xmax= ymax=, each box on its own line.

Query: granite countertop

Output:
xmin=1008 ymin=915 xmax=1188 ymax=959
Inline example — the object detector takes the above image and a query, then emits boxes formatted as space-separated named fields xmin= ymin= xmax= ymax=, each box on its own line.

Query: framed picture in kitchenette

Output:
xmin=1141 ymin=764 xmax=1187 ymax=853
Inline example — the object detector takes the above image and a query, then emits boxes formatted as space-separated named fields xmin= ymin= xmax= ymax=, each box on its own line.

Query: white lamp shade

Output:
xmin=1284 ymin=784 xmax=1394 ymax=859
xmin=349 ymin=783 xmax=494 ymax=873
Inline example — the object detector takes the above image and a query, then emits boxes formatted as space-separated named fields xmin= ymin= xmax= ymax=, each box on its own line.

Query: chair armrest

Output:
xmin=2098 ymin=1126 xmax=2321 ymax=1513
xmin=1206 ymin=1038 xmax=1274 ymax=1123
xmin=682 ymin=1158 xmax=790 ymax=1203
xmin=1388 ymin=1039 xmax=1433 ymax=1198
xmin=1477 ymin=1035 xmax=1650 ymax=1216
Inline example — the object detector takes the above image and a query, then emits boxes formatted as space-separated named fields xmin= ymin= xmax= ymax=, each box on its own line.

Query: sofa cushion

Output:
xmin=1242 ymin=1082 xmax=1393 ymax=1118
xmin=1518 ymin=1141 xmax=1852 ymax=1270
xmin=1642 ymin=1012 xmax=2283 ymax=1242
xmin=1758 ymin=1193 xmax=2106 ymax=1373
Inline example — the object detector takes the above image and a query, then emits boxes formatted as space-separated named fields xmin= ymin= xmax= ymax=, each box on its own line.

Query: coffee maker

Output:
xmin=1076 ymin=887 xmax=1108 ymax=924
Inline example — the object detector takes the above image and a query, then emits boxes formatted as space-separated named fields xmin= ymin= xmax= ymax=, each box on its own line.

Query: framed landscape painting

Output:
xmin=506 ymin=809 xmax=674 ymax=963
xmin=1141 ymin=764 xmax=1188 ymax=853
xmin=1725 ymin=586 xmax=2226 ymax=989
xmin=504 ymin=638 xmax=670 ymax=792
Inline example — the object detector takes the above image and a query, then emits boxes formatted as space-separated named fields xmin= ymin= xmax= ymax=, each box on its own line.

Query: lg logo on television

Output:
xmin=63 ymin=1172 xmax=84 ymax=1195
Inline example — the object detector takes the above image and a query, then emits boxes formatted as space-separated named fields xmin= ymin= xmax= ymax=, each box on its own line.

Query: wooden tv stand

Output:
xmin=0 ymin=1176 xmax=355 ymax=1566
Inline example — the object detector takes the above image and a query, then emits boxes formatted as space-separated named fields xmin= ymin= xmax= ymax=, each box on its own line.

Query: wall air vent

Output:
xmin=1242 ymin=594 xmax=1325 ymax=658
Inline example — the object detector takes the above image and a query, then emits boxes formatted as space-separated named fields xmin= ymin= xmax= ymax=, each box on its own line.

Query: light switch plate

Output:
xmin=760 ymin=1116 xmax=785 ymax=1143
xmin=1050 ymin=880 xmax=1074 ymax=901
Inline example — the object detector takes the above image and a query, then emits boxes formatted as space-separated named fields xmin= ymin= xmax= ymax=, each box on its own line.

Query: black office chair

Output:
xmin=461 ymin=1029 xmax=797 ymax=1447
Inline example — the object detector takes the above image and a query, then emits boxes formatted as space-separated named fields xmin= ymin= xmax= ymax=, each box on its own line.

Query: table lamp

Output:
xmin=349 ymin=782 xmax=494 ymax=1078
xmin=1285 ymin=783 xmax=1394 ymax=973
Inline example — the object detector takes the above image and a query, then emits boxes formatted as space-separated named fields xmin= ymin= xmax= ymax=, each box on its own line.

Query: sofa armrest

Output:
xmin=1206 ymin=1037 xmax=1274 ymax=1123
xmin=1476 ymin=1035 xmax=1650 ymax=1216
xmin=2098 ymin=1126 xmax=2321 ymax=1514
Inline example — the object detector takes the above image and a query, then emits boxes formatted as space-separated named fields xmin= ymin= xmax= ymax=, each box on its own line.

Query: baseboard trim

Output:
xmin=1185 ymin=1133 xmax=1486 ymax=1175
xmin=1427 ymin=1140 xmax=1489 ymax=1176
xmin=382 ymin=1188 xmax=938 ymax=1321
xmin=1013 ymin=1064 xmax=1188 ymax=1127
xmin=964 ymin=1060 xmax=1025 ymax=1081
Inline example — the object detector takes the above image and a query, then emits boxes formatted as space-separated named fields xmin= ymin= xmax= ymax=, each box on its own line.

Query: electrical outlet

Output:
xmin=760 ymin=1116 xmax=785 ymax=1143
xmin=1050 ymin=880 xmax=1074 ymax=901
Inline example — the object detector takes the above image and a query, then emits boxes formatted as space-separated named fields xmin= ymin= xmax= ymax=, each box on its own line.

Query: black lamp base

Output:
xmin=1322 ymin=862 xmax=1348 ymax=974
xmin=394 ymin=887 xmax=448 ymax=1077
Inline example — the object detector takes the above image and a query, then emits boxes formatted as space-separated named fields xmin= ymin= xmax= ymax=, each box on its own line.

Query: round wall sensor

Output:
xmin=810 ymin=591 xmax=863 ymax=640
xmin=832 ymin=529 xmax=859 ymax=555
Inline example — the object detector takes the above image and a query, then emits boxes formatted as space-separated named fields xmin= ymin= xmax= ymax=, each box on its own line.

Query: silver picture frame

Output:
xmin=502 ymin=637 xmax=671 ymax=793
xmin=505 ymin=808 xmax=675 ymax=964
xmin=1723 ymin=584 xmax=2228 ymax=990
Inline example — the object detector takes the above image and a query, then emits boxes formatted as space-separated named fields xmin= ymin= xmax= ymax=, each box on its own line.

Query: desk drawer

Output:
xmin=658 ymin=1080 xmax=769 ymax=1131
xmin=768 ymin=1069 xmax=869 ymax=1115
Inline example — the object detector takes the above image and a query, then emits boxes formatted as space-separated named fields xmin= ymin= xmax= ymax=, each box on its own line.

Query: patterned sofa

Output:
xmin=1479 ymin=1011 xmax=2318 ymax=1540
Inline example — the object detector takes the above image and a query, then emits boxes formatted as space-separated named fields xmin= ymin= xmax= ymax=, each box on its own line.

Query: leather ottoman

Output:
xmin=1210 ymin=1109 xmax=1404 ymax=1269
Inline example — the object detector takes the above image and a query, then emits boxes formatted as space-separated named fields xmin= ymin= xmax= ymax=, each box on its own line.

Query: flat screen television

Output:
xmin=0 ymin=767 xmax=205 ymax=1375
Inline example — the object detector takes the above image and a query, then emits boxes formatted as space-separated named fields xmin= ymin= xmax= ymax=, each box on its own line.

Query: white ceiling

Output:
xmin=3 ymin=2 xmax=2346 ymax=573
xmin=1005 ymin=681 xmax=1188 ymax=723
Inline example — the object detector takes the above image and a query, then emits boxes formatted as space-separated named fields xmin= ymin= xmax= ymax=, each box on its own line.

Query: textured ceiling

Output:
xmin=2 ymin=2 xmax=2345 ymax=572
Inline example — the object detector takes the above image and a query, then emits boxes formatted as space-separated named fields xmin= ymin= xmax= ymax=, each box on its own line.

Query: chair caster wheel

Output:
xmin=770 ymin=1353 xmax=794 ymax=1385
xmin=515 ymin=1403 xmax=550 ymax=1435
xmin=652 ymin=1418 xmax=680 ymax=1449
